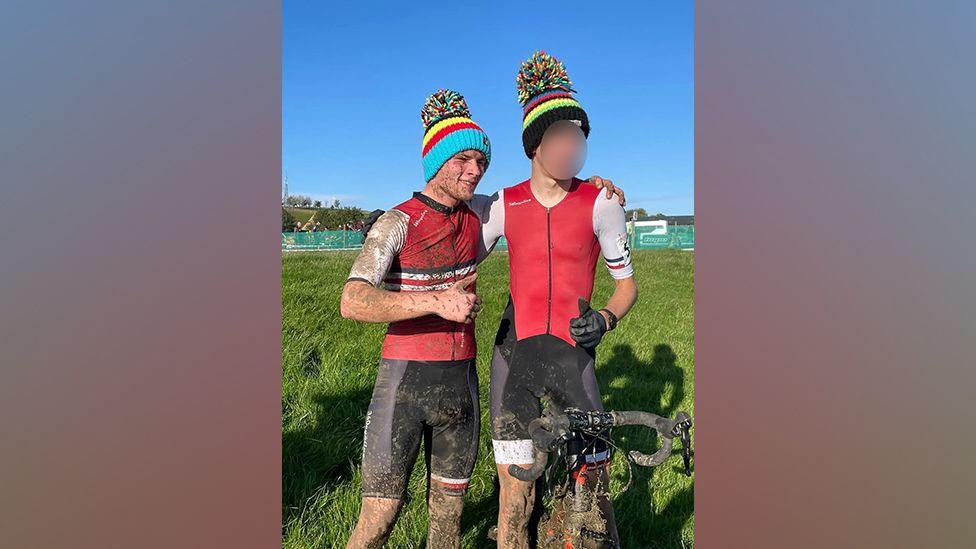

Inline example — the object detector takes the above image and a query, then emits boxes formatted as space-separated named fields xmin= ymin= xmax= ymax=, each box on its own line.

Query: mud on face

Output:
xmin=431 ymin=150 xmax=486 ymax=202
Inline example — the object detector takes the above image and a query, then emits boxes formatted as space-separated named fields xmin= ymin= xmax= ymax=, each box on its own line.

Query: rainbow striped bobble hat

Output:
xmin=421 ymin=89 xmax=492 ymax=182
xmin=516 ymin=50 xmax=590 ymax=158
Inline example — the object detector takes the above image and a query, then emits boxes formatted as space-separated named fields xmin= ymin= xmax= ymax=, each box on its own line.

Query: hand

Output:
xmin=361 ymin=209 xmax=385 ymax=237
xmin=434 ymin=273 xmax=479 ymax=324
xmin=467 ymin=295 xmax=483 ymax=323
xmin=586 ymin=176 xmax=626 ymax=206
xmin=569 ymin=297 xmax=608 ymax=349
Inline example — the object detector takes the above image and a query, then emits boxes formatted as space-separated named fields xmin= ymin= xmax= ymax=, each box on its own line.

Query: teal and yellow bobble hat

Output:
xmin=420 ymin=89 xmax=492 ymax=182
xmin=516 ymin=50 xmax=590 ymax=158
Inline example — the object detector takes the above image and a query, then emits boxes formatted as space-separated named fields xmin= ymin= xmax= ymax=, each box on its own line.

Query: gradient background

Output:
xmin=697 ymin=2 xmax=975 ymax=547
xmin=1 ymin=1 xmax=974 ymax=548
xmin=0 ymin=2 xmax=281 ymax=548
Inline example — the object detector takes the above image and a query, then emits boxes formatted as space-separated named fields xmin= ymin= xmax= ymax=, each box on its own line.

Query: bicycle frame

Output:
xmin=507 ymin=407 xmax=693 ymax=549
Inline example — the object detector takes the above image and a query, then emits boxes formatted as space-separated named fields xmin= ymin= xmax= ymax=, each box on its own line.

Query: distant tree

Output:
xmin=625 ymin=207 xmax=648 ymax=219
xmin=331 ymin=198 xmax=341 ymax=209
xmin=285 ymin=194 xmax=314 ymax=208
xmin=316 ymin=205 xmax=368 ymax=229
xmin=314 ymin=200 xmax=322 ymax=208
xmin=281 ymin=208 xmax=296 ymax=232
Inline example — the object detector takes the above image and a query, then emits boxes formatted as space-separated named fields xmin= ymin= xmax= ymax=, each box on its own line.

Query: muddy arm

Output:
xmin=341 ymin=280 xmax=450 ymax=323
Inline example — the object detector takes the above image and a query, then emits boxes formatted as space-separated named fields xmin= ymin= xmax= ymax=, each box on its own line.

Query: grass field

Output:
xmin=285 ymin=207 xmax=318 ymax=224
xmin=282 ymin=250 xmax=695 ymax=548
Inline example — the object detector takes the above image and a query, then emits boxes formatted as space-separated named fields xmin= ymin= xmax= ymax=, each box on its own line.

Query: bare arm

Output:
xmin=598 ymin=275 xmax=637 ymax=325
xmin=341 ymin=275 xmax=479 ymax=324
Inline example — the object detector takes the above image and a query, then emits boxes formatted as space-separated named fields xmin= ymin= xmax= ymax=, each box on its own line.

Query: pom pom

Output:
xmin=421 ymin=89 xmax=471 ymax=128
xmin=516 ymin=50 xmax=575 ymax=105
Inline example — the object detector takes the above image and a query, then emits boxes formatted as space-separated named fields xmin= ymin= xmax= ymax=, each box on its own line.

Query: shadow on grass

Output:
xmin=598 ymin=343 xmax=693 ymax=547
xmin=599 ymin=343 xmax=685 ymax=418
xmin=281 ymin=383 xmax=372 ymax=525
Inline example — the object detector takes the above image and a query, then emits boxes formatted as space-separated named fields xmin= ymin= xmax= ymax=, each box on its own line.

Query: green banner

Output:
xmin=632 ymin=225 xmax=695 ymax=250
xmin=282 ymin=226 xmax=693 ymax=252
xmin=282 ymin=230 xmax=364 ymax=251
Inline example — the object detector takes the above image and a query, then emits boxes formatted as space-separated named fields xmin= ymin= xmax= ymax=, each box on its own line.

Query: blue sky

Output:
xmin=283 ymin=1 xmax=693 ymax=214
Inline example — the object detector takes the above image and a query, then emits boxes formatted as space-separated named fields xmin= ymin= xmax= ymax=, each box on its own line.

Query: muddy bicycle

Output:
xmin=491 ymin=407 xmax=693 ymax=549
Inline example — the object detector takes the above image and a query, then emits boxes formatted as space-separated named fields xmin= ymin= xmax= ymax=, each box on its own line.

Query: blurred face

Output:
xmin=432 ymin=150 xmax=486 ymax=202
xmin=535 ymin=120 xmax=587 ymax=180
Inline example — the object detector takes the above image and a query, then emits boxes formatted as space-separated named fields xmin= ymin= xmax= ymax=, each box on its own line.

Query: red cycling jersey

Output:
xmin=498 ymin=178 xmax=633 ymax=346
xmin=347 ymin=192 xmax=480 ymax=361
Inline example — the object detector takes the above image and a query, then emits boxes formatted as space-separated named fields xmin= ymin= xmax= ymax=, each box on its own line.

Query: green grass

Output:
xmin=283 ymin=250 xmax=694 ymax=548
xmin=285 ymin=207 xmax=318 ymax=224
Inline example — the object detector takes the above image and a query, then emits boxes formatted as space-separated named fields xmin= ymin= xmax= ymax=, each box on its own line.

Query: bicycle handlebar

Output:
xmin=507 ymin=409 xmax=693 ymax=482
xmin=507 ymin=415 xmax=563 ymax=482
xmin=612 ymin=411 xmax=691 ymax=467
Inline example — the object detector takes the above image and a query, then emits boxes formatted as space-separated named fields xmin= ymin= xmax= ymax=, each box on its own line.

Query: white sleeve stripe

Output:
xmin=386 ymin=263 xmax=477 ymax=281
xmin=592 ymin=192 xmax=633 ymax=278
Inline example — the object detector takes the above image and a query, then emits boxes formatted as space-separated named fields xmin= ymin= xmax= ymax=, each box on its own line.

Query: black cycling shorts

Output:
xmin=360 ymin=358 xmax=480 ymax=498
xmin=489 ymin=300 xmax=609 ymax=465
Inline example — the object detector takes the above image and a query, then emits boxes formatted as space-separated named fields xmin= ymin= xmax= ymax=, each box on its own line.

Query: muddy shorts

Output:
xmin=361 ymin=358 xmax=480 ymax=499
xmin=490 ymin=301 xmax=609 ymax=465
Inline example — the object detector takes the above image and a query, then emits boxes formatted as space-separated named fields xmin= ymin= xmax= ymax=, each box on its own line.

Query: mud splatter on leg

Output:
xmin=346 ymin=496 xmax=403 ymax=549
xmin=496 ymin=464 xmax=534 ymax=549
xmin=426 ymin=487 xmax=464 ymax=549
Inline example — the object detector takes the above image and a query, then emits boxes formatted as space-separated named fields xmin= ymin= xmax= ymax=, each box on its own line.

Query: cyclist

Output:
xmin=476 ymin=51 xmax=638 ymax=548
xmin=339 ymin=89 xmax=489 ymax=549
xmin=356 ymin=73 xmax=628 ymax=548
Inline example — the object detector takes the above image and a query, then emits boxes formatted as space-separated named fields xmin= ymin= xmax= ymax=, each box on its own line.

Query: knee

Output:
xmin=428 ymin=487 xmax=465 ymax=517
xmin=430 ymin=475 xmax=470 ymax=500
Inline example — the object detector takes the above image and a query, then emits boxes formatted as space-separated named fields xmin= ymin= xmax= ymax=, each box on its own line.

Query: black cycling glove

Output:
xmin=361 ymin=209 xmax=385 ymax=237
xmin=569 ymin=297 xmax=609 ymax=350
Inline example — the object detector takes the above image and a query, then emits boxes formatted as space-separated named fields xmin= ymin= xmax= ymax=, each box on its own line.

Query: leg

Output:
xmin=489 ymin=311 xmax=544 ymax=548
xmin=346 ymin=496 xmax=404 ymax=549
xmin=424 ymin=359 xmax=481 ymax=549
xmin=495 ymin=462 xmax=535 ymax=549
xmin=490 ymin=369 xmax=541 ymax=546
xmin=426 ymin=488 xmax=465 ymax=549
xmin=549 ymin=337 xmax=620 ymax=544
xmin=349 ymin=359 xmax=422 ymax=547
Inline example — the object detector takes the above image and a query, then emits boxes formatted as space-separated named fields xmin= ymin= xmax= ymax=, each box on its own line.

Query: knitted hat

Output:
xmin=421 ymin=89 xmax=492 ymax=182
xmin=516 ymin=50 xmax=590 ymax=158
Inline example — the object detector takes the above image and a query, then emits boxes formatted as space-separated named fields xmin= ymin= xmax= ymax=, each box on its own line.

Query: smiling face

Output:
xmin=431 ymin=150 xmax=487 ymax=202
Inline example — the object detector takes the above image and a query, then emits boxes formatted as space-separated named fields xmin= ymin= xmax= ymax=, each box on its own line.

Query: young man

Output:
xmin=356 ymin=74 xmax=627 ymax=548
xmin=475 ymin=51 xmax=638 ymax=548
xmin=340 ymin=89 xmax=490 ymax=549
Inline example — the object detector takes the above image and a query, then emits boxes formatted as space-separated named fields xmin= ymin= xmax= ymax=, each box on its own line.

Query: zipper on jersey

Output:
xmin=546 ymin=207 xmax=553 ymax=334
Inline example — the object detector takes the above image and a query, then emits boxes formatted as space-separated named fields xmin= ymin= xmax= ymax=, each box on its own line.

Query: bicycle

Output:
xmin=492 ymin=407 xmax=693 ymax=549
